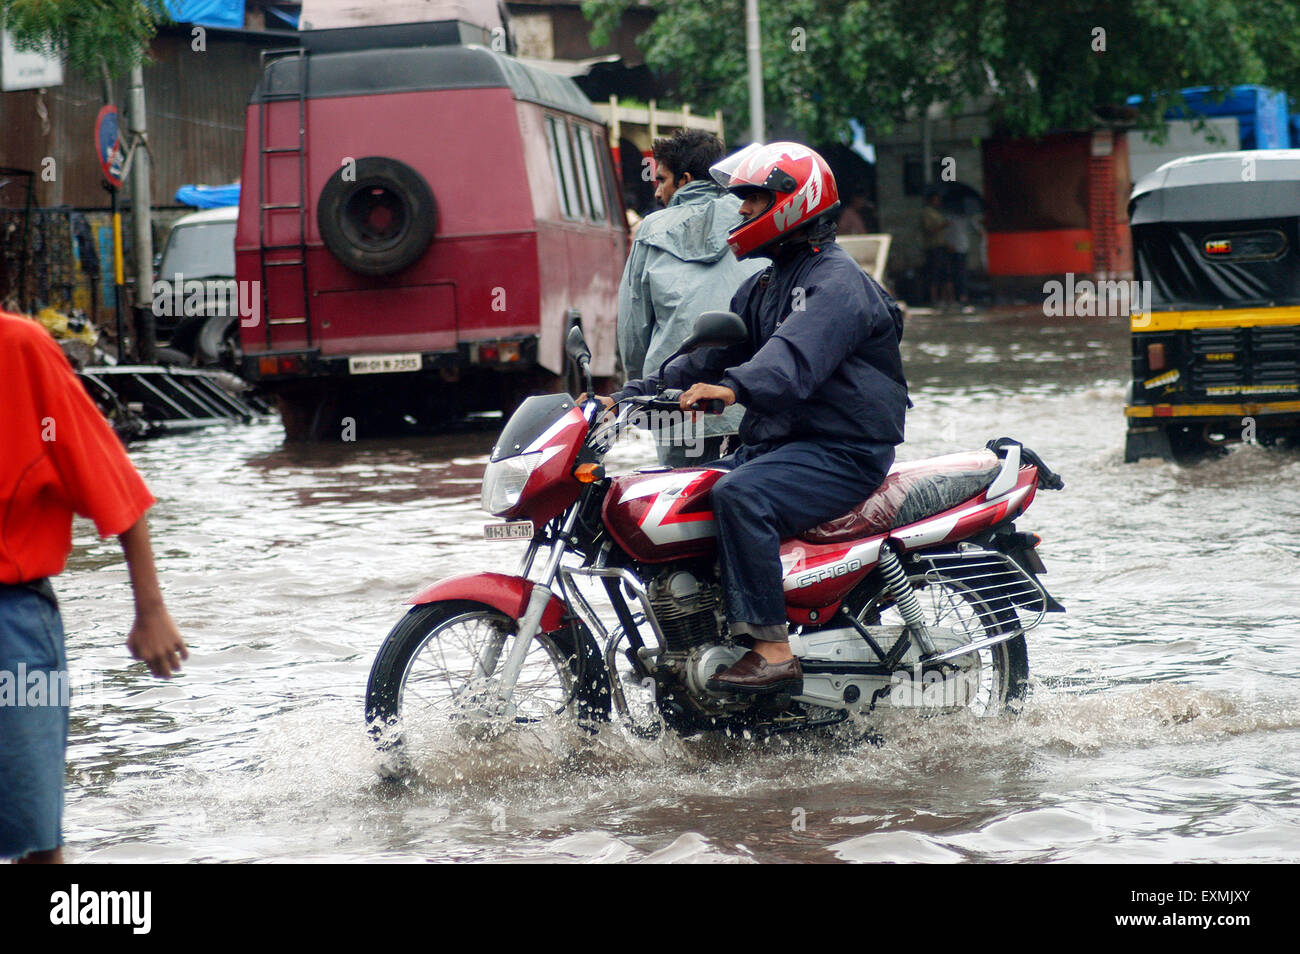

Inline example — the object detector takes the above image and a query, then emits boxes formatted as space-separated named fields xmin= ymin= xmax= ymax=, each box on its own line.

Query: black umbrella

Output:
xmin=815 ymin=143 xmax=876 ymax=202
xmin=939 ymin=180 xmax=984 ymax=215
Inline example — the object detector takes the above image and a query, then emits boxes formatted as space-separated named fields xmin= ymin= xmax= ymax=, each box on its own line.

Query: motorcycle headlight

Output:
xmin=481 ymin=452 xmax=544 ymax=515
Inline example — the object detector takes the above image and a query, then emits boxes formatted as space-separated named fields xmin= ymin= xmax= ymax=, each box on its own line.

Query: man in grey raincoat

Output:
xmin=618 ymin=130 xmax=768 ymax=465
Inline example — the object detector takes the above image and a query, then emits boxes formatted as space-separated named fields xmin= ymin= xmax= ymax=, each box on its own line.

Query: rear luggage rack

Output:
xmin=914 ymin=550 xmax=1049 ymax=633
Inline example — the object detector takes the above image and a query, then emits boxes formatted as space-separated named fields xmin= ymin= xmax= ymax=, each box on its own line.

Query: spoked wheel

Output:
xmin=365 ymin=600 xmax=610 ymax=765
xmin=853 ymin=570 xmax=1029 ymax=716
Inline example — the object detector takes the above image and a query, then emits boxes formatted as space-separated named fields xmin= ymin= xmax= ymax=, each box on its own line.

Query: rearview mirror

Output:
xmin=565 ymin=323 xmax=594 ymax=398
xmin=680 ymin=311 xmax=747 ymax=352
xmin=564 ymin=324 xmax=591 ymax=368
xmin=656 ymin=311 xmax=747 ymax=382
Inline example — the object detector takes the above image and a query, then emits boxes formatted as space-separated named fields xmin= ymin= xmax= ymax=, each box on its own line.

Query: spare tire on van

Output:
xmin=316 ymin=156 xmax=437 ymax=276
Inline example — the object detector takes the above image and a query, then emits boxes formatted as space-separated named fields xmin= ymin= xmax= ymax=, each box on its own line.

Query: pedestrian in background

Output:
xmin=946 ymin=208 xmax=972 ymax=305
xmin=837 ymin=192 xmax=878 ymax=235
xmin=920 ymin=189 xmax=950 ymax=305
xmin=0 ymin=309 xmax=187 ymax=864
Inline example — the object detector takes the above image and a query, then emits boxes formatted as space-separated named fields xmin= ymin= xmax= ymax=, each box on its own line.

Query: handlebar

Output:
xmin=582 ymin=389 xmax=726 ymax=457
xmin=641 ymin=389 xmax=725 ymax=415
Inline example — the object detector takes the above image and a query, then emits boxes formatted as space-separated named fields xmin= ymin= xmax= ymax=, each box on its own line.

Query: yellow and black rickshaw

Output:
xmin=1124 ymin=150 xmax=1300 ymax=461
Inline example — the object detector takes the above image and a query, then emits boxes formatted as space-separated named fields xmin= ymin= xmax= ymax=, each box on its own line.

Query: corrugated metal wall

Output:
xmin=0 ymin=28 xmax=280 ymax=210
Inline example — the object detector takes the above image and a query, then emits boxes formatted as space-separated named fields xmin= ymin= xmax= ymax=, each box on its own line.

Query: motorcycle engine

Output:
xmin=647 ymin=570 xmax=749 ymax=707
xmin=647 ymin=570 xmax=723 ymax=654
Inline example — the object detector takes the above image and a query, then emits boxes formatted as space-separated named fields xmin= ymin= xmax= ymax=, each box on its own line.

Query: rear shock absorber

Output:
xmin=878 ymin=543 xmax=938 ymax=656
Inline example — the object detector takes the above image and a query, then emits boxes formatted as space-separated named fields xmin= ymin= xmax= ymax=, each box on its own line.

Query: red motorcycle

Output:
xmin=366 ymin=315 xmax=1064 ymax=750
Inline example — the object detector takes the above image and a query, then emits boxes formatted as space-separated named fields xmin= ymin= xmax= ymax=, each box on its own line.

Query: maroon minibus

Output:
xmin=235 ymin=43 xmax=627 ymax=437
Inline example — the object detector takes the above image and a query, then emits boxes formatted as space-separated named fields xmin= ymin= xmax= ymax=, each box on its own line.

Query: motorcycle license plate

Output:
xmin=483 ymin=520 xmax=534 ymax=541
xmin=348 ymin=353 xmax=421 ymax=375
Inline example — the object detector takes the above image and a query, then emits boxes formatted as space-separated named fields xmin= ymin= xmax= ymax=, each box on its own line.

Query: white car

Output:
xmin=152 ymin=206 xmax=240 ymax=368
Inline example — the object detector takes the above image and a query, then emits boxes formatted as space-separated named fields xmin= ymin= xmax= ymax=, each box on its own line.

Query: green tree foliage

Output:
xmin=582 ymin=0 xmax=1300 ymax=142
xmin=2 ymin=0 xmax=170 ymax=78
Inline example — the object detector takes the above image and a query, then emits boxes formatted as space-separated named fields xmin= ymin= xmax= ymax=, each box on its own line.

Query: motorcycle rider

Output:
xmin=618 ymin=129 xmax=767 ymax=466
xmin=599 ymin=142 xmax=909 ymax=696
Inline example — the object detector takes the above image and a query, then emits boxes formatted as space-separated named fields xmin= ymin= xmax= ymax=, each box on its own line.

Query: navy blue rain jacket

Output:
xmin=616 ymin=240 xmax=908 ymax=448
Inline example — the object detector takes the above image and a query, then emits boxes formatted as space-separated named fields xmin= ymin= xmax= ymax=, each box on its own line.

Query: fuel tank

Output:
xmin=602 ymin=468 xmax=723 ymax=563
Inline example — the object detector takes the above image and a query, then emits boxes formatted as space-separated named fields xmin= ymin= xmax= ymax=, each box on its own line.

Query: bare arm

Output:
xmin=118 ymin=517 xmax=188 ymax=678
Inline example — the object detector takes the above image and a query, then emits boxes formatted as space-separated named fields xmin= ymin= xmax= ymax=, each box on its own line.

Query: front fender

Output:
xmin=407 ymin=572 xmax=569 ymax=633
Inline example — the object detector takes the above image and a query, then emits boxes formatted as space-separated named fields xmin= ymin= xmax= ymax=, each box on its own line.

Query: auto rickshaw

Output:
xmin=1124 ymin=150 xmax=1300 ymax=461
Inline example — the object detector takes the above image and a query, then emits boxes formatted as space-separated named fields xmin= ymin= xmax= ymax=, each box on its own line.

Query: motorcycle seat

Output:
xmin=799 ymin=450 xmax=1002 ymax=544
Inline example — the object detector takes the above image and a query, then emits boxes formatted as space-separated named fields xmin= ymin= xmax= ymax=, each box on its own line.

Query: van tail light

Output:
xmin=257 ymin=354 xmax=307 ymax=377
xmin=1147 ymin=342 xmax=1166 ymax=371
xmin=471 ymin=340 xmax=522 ymax=364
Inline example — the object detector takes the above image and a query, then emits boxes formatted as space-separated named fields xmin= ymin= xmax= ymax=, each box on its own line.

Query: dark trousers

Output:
xmin=0 ymin=587 xmax=68 ymax=859
xmin=710 ymin=439 xmax=895 ymax=641
xmin=923 ymin=246 xmax=947 ymax=302
xmin=948 ymin=250 xmax=968 ymax=301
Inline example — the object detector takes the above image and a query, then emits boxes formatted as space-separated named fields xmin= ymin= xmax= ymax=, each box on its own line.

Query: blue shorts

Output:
xmin=0 ymin=586 xmax=68 ymax=859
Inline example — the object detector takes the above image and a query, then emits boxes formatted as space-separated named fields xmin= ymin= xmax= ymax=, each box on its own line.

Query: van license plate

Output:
xmin=348 ymin=353 xmax=422 ymax=375
xmin=484 ymin=520 xmax=534 ymax=541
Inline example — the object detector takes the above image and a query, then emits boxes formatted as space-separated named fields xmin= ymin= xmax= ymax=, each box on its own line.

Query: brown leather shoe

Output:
xmin=706 ymin=651 xmax=803 ymax=696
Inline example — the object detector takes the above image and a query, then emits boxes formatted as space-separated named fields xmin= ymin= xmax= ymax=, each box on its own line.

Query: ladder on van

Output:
xmin=257 ymin=47 xmax=314 ymax=351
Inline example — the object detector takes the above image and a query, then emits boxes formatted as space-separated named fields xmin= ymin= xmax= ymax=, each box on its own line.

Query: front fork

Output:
xmin=472 ymin=536 xmax=539 ymax=680
xmin=491 ymin=506 xmax=580 ymax=712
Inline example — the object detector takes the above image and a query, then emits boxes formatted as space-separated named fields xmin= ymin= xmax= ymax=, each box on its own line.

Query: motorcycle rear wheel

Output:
xmin=365 ymin=600 xmax=610 ymax=755
xmin=851 ymin=569 xmax=1029 ymax=716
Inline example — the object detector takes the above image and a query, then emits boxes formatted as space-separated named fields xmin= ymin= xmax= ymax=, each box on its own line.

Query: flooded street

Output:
xmin=58 ymin=309 xmax=1300 ymax=862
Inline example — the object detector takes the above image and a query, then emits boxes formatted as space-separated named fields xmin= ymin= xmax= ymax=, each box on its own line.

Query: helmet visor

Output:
xmin=709 ymin=143 xmax=768 ymax=190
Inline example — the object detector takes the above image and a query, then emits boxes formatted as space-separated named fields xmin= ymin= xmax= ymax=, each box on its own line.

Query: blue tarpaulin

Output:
xmin=175 ymin=184 xmax=241 ymax=208
xmin=164 ymin=0 xmax=246 ymax=30
xmin=1167 ymin=86 xmax=1290 ymax=149
xmin=1128 ymin=85 xmax=1292 ymax=149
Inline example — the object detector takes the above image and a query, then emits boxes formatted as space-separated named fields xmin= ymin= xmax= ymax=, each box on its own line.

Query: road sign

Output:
xmin=95 ymin=104 xmax=125 ymax=188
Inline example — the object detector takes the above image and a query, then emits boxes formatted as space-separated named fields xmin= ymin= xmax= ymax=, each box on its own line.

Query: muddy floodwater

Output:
xmin=59 ymin=308 xmax=1300 ymax=862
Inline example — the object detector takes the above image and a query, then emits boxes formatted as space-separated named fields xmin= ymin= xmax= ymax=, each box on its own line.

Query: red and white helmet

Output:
xmin=710 ymin=142 xmax=840 ymax=259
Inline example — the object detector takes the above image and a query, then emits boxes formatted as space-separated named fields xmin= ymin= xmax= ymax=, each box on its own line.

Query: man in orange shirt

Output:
xmin=0 ymin=309 xmax=188 ymax=864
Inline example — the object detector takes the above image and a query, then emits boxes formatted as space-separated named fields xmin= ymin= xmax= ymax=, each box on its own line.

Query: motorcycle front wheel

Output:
xmin=365 ymin=599 xmax=610 ymax=753
xmin=851 ymin=569 xmax=1029 ymax=716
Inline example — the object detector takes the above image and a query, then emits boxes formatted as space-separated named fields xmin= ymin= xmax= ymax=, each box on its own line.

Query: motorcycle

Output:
xmin=365 ymin=313 xmax=1064 ymax=754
